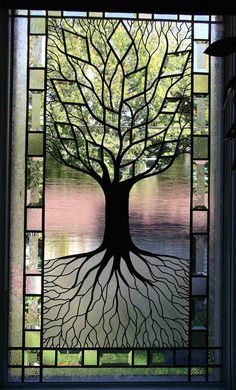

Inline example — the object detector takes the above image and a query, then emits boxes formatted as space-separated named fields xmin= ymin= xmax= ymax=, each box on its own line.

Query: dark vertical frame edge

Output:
xmin=0 ymin=8 xmax=12 ymax=389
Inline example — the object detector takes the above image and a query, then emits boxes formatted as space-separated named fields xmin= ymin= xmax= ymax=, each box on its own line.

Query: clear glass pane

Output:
xmin=26 ymin=232 xmax=42 ymax=273
xmin=25 ymin=275 xmax=41 ymax=294
xmin=28 ymin=91 xmax=44 ymax=131
xmin=194 ymin=23 xmax=209 ymax=39
xmin=192 ymin=297 xmax=207 ymax=328
xmin=29 ymin=35 xmax=46 ymax=67
xmin=25 ymin=296 xmax=41 ymax=329
xmin=192 ymin=276 xmax=207 ymax=296
xmin=191 ymin=331 xmax=207 ymax=347
xmin=27 ymin=208 xmax=42 ymax=231
xmin=193 ymin=94 xmax=209 ymax=134
xmin=24 ymin=350 xmax=40 ymax=365
xmin=192 ymin=210 xmax=208 ymax=233
xmin=57 ymin=350 xmax=82 ymax=366
xmin=193 ymin=136 xmax=208 ymax=159
xmin=27 ymin=158 xmax=43 ymax=206
xmin=99 ymin=350 xmax=132 ymax=366
xmin=29 ymin=69 xmax=45 ymax=90
xmin=192 ymin=234 xmax=208 ymax=275
xmin=193 ymin=161 xmax=208 ymax=210
xmin=194 ymin=41 xmax=209 ymax=72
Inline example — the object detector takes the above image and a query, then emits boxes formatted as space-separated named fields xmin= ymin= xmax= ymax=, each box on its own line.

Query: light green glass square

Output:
xmin=30 ymin=18 xmax=46 ymax=34
xmin=133 ymin=350 xmax=147 ymax=366
xmin=194 ymin=74 xmax=208 ymax=93
xmin=29 ymin=69 xmax=45 ymax=90
xmin=28 ymin=133 xmax=44 ymax=155
xmin=43 ymin=350 xmax=55 ymax=366
xmin=84 ymin=350 xmax=97 ymax=366
xmin=25 ymin=331 xmax=41 ymax=348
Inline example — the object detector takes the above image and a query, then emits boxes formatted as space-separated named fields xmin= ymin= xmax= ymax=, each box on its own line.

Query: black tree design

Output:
xmin=43 ymin=18 xmax=191 ymax=348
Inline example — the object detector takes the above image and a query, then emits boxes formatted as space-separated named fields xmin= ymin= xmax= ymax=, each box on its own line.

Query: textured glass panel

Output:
xmin=9 ymin=16 xmax=28 ymax=348
xmin=194 ymin=75 xmax=208 ymax=93
xmin=192 ymin=297 xmax=207 ymax=328
xmin=30 ymin=18 xmax=46 ymax=34
xmin=26 ymin=233 xmax=42 ymax=273
xmin=193 ymin=136 xmax=208 ymax=159
xmin=25 ymin=297 xmax=41 ymax=329
xmin=194 ymin=41 xmax=209 ymax=72
xmin=8 ymin=368 xmax=22 ymax=382
xmin=27 ymin=208 xmax=42 ymax=230
xmin=191 ymin=367 xmax=206 ymax=381
xmin=43 ymin=350 xmax=56 ymax=366
xmin=133 ymin=350 xmax=147 ymax=366
xmin=25 ymin=276 xmax=41 ymax=294
xmin=193 ymin=161 xmax=208 ymax=210
xmin=192 ymin=277 xmax=207 ymax=296
xmin=29 ymin=69 xmax=45 ymax=90
xmin=15 ymin=9 xmax=28 ymax=15
xmin=193 ymin=95 xmax=209 ymax=134
xmin=8 ymin=350 xmax=22 ymax=366
xmin=25 ymin=332 xmax=41 ymax=348
xmin=99 ymin=350 xmax=132 ymax=367
xmin=43 ymin=367 xmax=188 ymax=382
xmin=192 ymin=234 xmax=208 ymax=275
xmin=28 ymin=133 xmax=44 ymax=156
xmin=28 ymin=91 xmax=44 ymax=131
xmin=192 ymin=210 xmax=208 ymax=233
xmin=58 ymin=350 xmax=82 ymax=366
xmin=30 ymin=35 xmax=46 ymax=67
xmin=194 ymin=23 xmax=209 ymax=39
xmin=84 ymin=350 xmax=97 ymax=366
xmin=24 ymin=368 xmax=40 ymax=382
xmin=27 ymin=158 xmax=43 ymax=206
xmin=208 ymin=349 xmax=222 ymax=365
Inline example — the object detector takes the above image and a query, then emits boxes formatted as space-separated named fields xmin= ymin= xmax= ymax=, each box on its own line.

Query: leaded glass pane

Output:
xmin=8 ymin=10 xmax=223 ymax=384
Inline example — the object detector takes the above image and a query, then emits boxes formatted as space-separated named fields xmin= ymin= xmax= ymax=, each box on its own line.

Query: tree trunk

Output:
xmin=102 ymin=181 xmax=133 ymax=253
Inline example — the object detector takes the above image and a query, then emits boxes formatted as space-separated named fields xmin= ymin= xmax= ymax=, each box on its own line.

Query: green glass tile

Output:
xmin=150 ymin=351 xmax=165 ymax=365
xmin=25 ymin=332 xmax=41 ymax=348
xmin=48 ymin=10 xmax=62 ymax=16
xmin=99 ymin=350 xmax=132 ymax=367
xmin=133 ymin=350 xmax=147 ymax=366
xmin=28 ymin=91 xmax=44 ymax=131
xmin=193 ymin=136 xmax=208 ymax=159
xmin=8 ymin=350 xmax=22 ymax=366
xmin=30 ymin=18 xmax=46 ymax=34
xmin=28 ymin=133 xmax=44 ymax=156
xmin=29 ymin=69 xmax=45 ymax=90
xmin=58 ymin=350 xmax=82 ymax=366
xmin=88 ymin=12 xmax=103 ymax=18
xmin=84 ymin=350 xmax=97 ymax=366
xmin=43 ymin=350 xmax=56 ymax=366
xmin=194 ymin=74 xmax=208 ymax=93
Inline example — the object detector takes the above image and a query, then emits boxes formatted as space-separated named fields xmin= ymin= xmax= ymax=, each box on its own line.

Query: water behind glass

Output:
xmin=45 ymin=154 xmax=190 ymax=260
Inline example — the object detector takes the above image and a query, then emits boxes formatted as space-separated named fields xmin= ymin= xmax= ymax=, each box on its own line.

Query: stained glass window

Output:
xmin=8 ymin=10 xmax=223 ymax=383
